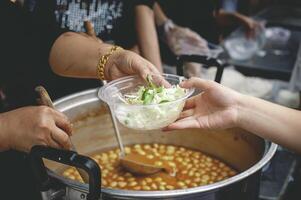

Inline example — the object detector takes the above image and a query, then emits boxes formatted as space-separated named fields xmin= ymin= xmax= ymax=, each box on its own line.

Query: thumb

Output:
xmin=180 ymin=78 xmax=216 ymax=90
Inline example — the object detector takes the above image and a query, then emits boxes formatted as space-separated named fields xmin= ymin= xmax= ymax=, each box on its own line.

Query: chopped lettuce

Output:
xmin=114 ymin=76 xmax=187 ymax=130
xmin=124 ymin=76 xmax=186 ymax=105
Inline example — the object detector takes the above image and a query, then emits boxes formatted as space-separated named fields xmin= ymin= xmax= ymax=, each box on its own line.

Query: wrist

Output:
xmin=97 ymin=45 xmax=123 ymax=81
xmin=103 ymin=47 xmax=125 ymax=80
xmin=236 ymin=93 xmax=253 ymax=130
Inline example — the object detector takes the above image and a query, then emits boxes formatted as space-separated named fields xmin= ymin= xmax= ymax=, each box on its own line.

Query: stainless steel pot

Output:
xmin=30 ymin=88 xmax=277 ymax=200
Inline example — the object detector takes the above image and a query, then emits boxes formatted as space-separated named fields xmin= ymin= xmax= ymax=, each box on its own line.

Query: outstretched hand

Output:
xmin=165 ymin=78 xmax=242 ymax=130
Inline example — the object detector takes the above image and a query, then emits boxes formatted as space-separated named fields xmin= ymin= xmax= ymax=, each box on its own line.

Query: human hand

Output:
xmin=239 ymin=16 xmax=262 ymax=39
xmin=0 ymin=106 xmax=72 ymax=152
xmin=165 ymin=25 xmax=210 ymax=56
xmin=165 ymin=78 xmax=243 ymax=130
xmin=82 ymin=22 xmax=161 ymax=81
xmin=82 ymin=21 xmax=163 ymax=82
xmin=104 ymin=49 xmax=167 ymax=85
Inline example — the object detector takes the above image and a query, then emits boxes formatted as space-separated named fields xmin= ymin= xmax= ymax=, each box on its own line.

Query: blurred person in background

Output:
xmin=154 ymin=0 xmax=260 ymax=77
xmin=0 ymin=0 xmax=161 ymax=199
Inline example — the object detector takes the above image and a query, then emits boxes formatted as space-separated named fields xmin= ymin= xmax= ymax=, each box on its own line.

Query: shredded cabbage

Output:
xmin=114 ymin=76 xmax=186 ymax=130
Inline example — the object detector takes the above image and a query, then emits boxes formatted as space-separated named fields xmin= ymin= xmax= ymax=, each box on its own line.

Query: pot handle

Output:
xmin=176 ymin=55 xmax=225 ymax=83
xmin=30 ymin=145 xmax=101 ymax=200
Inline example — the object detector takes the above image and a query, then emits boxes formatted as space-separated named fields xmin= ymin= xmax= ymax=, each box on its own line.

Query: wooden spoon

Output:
xmin=35 ymin=86 xmax=89 ymax=183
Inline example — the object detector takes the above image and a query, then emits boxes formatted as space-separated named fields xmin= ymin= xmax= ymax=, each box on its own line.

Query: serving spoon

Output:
xmin=108 ymin=106 xmax=167 ymax=175
xmin=85 ymin=21 xmax=168 ymax=175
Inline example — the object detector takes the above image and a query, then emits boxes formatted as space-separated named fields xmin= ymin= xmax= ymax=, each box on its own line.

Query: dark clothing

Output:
xmin=0 ymin=0 xmax=65 ymax=110
xmin=0 ymin=1 xmax=66 ymax=199
xmin=0 ymin=150 xmax=42 ymax=200
xmin=48 ymin=0 xmax=154 ymax=48
xmin=18 ymin=0 xmax=155 ymax=101
xmin=157 ymin=0 xmax=220 ymax=43
xmin=0 ymin=0 xmax=102 ymax=110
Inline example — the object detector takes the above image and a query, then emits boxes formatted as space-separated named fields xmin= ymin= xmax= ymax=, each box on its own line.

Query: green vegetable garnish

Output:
xmin=124 ymin=75 xmax=185 ymax=105
xmin=143 ymin=92 xmax=154 ymax=105
xmin=159 ymin=100 xmax=169 ymax=104
xmin=146 ymin=75 xmax=157 ymax=89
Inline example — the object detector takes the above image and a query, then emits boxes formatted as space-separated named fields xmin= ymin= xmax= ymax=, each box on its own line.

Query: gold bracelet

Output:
xmin=97 ymin=45 xmax=123 ymax=80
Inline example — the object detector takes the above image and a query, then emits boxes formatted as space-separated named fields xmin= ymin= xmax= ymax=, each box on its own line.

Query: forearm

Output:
xmin=0 ymin=113 xmax=9 ymax=151
xmin=49 ymin=32 xmax=112 ymax=78
xmin=135 ymin=6 xmax=162 ymax=72
xmin=153 ymin=2 xmax=169 ymax=26
xmin=215 ymin=9 xmax=242 ymax=28
xmin=238 ymin=95 xmax=301 ymax=153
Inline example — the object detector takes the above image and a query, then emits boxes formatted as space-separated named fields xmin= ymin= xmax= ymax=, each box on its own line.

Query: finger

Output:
xmin=165 ymin=117 xmax=200 ymax=130
xmin=131 ymin=59 xmax=154 ymax=80
xmin=130 ymin=59 xmax=170 ymax=87
xmin=183 ymin=96 xmax=197 ymax=109
xmin=178 ymin=109 xmax=194 ymax=120
xmin=50 ymin=127 xmax=72 ymax=150
xmin=84 ymin=21 xmax=97 ymax=37
xmin=48 ymin=134 xmax=62 ymax=149
xmin=151 ymin=74 xmax=171 ymax=88
xmin=180 ymin=78 xmax=216 ymax=90
xmin=51 ymin=110 xmax=73 ymax=136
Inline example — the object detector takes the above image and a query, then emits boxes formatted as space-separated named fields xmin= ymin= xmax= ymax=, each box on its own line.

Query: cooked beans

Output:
xmin=62 ymin=144 xmax=237 ymax=191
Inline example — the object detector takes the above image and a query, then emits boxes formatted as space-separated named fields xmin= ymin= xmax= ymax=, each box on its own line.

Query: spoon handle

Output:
xmin=108 ymin=106 xmax=126 ymax=157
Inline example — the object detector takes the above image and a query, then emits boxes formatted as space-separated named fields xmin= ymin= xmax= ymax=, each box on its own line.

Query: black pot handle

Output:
xmin=176 ymin=55 xmax=225 ymax=83
xmin=30 ymin=145 xmax=101 ymax=200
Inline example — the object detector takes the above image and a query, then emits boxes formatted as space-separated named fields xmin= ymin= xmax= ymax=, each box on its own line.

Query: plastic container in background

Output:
xmin=224 ymin=20 xmax=266 ymax=60
xmin=98 ymin=74 xmax=194 ymax=130
xmin=265 ymin=27 xmax=291 ymax=46
xmin=224 ymin=37 xmax=260 ymax=60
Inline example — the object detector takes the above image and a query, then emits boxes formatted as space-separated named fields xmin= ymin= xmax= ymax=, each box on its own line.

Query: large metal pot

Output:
xmin=30 ymin=88 xmax=277 ymax=200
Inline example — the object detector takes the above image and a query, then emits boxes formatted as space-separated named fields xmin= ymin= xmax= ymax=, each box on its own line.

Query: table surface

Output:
xmin=221 ymin=6 xmax=301 ymax=81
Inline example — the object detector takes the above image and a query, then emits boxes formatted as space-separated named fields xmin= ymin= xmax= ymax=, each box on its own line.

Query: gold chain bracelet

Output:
xmin=97 ymin=45 xmax=123 ymax=80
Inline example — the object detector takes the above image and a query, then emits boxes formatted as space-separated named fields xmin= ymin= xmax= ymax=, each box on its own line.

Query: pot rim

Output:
xmin=51 ymin=88 xmax=278 ymax=198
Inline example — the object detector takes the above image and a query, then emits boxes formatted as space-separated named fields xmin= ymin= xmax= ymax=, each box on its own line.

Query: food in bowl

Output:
xmin=98 ymin=74 xmax=194 ymax=130
xmin=63 ymin=143 xmax=237 ymax=191
xmin=123 ymin=76 xmax=186 ymax=105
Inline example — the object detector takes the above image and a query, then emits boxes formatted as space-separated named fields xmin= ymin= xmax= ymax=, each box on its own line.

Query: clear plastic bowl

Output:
xmin=98 ymin=74 xmax=194 ymax=130
xmin=224 ymin=37 xmax=259 ymax=60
